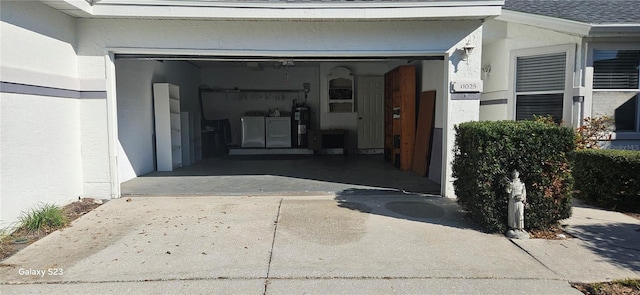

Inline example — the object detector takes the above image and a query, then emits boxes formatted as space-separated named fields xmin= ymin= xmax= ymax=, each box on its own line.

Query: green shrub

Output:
xmin=573 ymin=149 xmax=640 ymax=212
xmin=452 ymin=120 xmax=575 ymax=233
xmin=18 ymin=203 xmax=67 ymax=234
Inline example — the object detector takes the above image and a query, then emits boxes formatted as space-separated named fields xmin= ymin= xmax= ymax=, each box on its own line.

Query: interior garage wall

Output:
xmin=420 ymin=60 xmax=445 ymax=184
xmin=0 ymin=1 xmax=82 ymax=229
xmin=116 ymin=60 xmax=200 ymax=183
xmin=319 ymin=61 xmax=402 ymax=151
xmin=200 ymin=65 xmax=320 ymax=146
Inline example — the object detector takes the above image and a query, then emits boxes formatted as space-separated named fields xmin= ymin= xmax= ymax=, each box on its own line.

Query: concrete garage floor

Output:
xmin=121 ymin=155 xmax=441 ymax=196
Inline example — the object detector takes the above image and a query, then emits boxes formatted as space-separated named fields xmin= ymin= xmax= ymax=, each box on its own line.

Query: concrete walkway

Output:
xmin=1 ymin=195 xmax=638 ymax=294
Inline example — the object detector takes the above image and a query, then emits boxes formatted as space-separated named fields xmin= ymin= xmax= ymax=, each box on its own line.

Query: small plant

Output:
xmin=18 ymin=203 xmax=68 ymax=234
xmin=613 ymin=278 xmax=640 ymax=290
xmin=575 ymin=115 xmax=613 ymax=150
xmin=533 ymin=114 xmax=559 ymax=126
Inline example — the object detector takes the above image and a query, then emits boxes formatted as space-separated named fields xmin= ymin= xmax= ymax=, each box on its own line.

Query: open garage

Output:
xmin=115 ymin=56 xmax=447 ymax=196
xmin=1 ymin=0 xmax=498 ymax=228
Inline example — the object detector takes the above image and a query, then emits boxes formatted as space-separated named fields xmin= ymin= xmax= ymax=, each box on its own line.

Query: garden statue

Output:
xmin=506 ymin=170 xmax=530 ymax=239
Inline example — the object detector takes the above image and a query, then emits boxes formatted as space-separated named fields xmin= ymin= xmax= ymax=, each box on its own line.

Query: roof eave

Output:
xmin=498 ymin=10 xmax=640 ymax=38
xmin=41 ymin=0 xmax=503 ymax=20
xmin=588 ymin=24 xmax=640 ymax=38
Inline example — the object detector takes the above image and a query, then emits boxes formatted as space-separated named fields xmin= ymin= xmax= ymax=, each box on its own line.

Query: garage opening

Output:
xmin=114 ymin=55 xmax=445 ymax=196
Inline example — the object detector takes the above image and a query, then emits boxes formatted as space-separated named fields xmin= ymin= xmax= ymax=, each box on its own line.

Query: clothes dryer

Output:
xmin=241 ymin=116 xmax=265 ymax=147
xmin=265 ymin=117 xmax=292 ymax=148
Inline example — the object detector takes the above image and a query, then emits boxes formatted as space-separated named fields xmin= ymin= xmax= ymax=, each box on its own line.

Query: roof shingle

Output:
xmin=504 ymin=0 xmax=640 ymax=24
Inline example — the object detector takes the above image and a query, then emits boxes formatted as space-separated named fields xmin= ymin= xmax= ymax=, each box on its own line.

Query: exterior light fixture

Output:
xmin=461 ymin=42 xmax=475 ymax=61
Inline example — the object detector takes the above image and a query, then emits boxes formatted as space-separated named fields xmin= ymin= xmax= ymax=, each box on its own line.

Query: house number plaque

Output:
xmin=451 ymin=81 xmax=483 ymax=93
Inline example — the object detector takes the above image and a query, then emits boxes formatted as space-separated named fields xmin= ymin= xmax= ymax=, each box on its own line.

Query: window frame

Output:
xmin=509 ymin=44 xmax=576 ymax=125
xmin=588 ymin=43 xmax=640 ymax=134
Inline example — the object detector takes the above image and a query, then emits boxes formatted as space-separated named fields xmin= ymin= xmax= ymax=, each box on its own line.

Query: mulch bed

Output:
xmin=0 ymin=198 xmax=103 ymax=260
xmin=529 ymin=226 xmax=572 ymax=240
xmin=571 ymin=282 xmax=640 ymax=295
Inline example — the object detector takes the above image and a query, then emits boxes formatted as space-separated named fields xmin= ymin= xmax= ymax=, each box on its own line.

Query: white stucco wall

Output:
xmin=0 ymin=1 xmax=78 ymax=77
xmin=75 ymin=18 xmax=483 ymax=82
xmin=0 ymin=1 xmax=82 ymax=229
xmin=480 ymin=19 xmax=582 ymax=122
xmin=442 ymin=26 xmax=483 ymax=198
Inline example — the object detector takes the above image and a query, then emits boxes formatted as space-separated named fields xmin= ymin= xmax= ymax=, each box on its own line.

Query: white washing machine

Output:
xmin=241 ymin=116 xmax=265 ymax=147
xmin=265 ymin=117 xmax=292 ymax=148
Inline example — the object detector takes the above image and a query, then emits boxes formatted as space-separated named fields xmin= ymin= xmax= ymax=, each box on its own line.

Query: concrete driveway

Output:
xmin=1 ymin=193 xmax=637 ymax=294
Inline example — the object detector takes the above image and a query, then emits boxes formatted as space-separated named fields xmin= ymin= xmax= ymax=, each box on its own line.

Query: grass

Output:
xmin=17 ymin=203 xmax=68 ymax=234
xmin=0 ymin=229 xmax=11 ymax=258
xmin=1 ymin=199 xmax=103 ymax=260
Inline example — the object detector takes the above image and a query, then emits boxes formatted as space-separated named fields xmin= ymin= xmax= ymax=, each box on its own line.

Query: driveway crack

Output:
xmin=263 ymin=198 xmax=283 ymax=295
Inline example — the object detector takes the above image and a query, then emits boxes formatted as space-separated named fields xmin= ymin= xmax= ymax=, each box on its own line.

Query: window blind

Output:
xmin=516 ymin=53 xmax=567 ymax=92
xmin=593 ymin=50 xmax=640 ymax=89
xmin=516 ymin=94 xmax=564 ymax=123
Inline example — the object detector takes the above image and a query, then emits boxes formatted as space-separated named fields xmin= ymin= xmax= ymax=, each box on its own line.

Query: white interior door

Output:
xmin=357 ymin=76 xmax=384 ymax=149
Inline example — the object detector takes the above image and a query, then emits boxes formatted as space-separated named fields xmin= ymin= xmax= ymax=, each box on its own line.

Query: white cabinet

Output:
xmin=180 ymin=112 xmax=191 ymax=165
xmin=328 ymin=67 xmax=354 ymax=113
xmin=153 ymin=83 xmax=182 ymax=171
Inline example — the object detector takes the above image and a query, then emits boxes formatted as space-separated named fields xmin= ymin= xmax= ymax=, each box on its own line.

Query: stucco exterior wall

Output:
xmin=480 ymin=19 xmax=582 ymax=122
xmin=0 ymin=1 xmax=82 ymax=229
xmin=442 ymin=26 xmax=483 ymax=197
xmin=76 ymin=18 xmax=483 ymax=78
xmin=0 ymin=1 xmax=77 ymax=77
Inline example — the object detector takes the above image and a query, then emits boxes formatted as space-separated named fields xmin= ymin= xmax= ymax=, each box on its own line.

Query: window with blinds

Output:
xmin=593 ymin=50 xmax=640 ymax=89
xmin=515 ymin=53 xmax=567 ymax=123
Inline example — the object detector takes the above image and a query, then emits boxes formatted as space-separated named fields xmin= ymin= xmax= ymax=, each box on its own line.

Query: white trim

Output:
xmin=590 ymin=25 xmax=640 ymax=37
xmin=45 ymin=0 xmax=502 ymax=19
xmin=111 ymin=47 xmax=450 ymax=59
xmin=508 ymin=44 xmax=576 ymax=125
xmin=40 ymin=0 xmax=94 ymax=17
xmin=95 ymin=6 xmax=502 ymax=20
xmin=105 ymin=52 xmax=120 ymax=199
xmin=441 ymin=52 xmax=451 ymax=198
xmin=94 ymin=0 xmax=504 ymax=8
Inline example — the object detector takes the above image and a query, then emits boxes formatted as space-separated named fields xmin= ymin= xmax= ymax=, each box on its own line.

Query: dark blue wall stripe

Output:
xmin=480 ymin=98 xmax=508 ymax=106
xmin=0 ymin=82 xmax=106 ymax=99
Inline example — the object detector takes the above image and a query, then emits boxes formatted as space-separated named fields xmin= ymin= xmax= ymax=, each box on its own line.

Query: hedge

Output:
xmin=573 ymin=149 xmax=640 ymax=212
xmin=452 ymin=120 xmax=575 ymax=233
